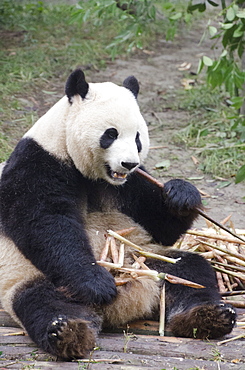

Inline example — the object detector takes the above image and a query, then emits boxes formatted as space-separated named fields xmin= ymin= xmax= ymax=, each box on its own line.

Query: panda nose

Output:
xmin=121 ymin=161 xmax=139 ymax=171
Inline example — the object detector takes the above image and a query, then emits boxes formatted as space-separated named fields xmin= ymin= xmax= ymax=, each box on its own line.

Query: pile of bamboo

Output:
xmin=96 ymin=221 xmax=245 ymax=339
xmin=175 ymin=219 xmax=245 ymax=308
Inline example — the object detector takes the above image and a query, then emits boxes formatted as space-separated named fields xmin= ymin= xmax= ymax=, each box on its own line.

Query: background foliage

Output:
xmin=0 ymin=0 xmax=244 ymax=181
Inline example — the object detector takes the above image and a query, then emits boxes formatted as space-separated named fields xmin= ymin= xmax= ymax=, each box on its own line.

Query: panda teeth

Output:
xmin=112 ymin=172 xmax=127 ymax=179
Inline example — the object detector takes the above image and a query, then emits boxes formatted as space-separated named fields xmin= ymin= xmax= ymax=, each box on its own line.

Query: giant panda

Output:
xmin=0 ymin=69 xmax=236 ymax=360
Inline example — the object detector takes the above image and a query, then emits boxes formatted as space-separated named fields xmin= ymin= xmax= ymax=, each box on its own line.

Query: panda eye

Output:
xmin=100 ymin=128 xmax=118 ymax=149
xmin=107 ymin=128 xmax=118 ymax=139
xmin=135 ymin=131 xmax=142 ymax=153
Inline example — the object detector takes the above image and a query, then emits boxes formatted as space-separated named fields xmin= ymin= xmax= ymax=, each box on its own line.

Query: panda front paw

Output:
xmin=73 ymin=264 xmax=117 ymax=306
xmin=163 ymin=179 xmax=202 ymax=216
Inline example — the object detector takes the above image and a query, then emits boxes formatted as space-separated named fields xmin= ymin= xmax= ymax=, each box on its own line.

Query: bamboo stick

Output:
xmin=99 ymin=237 xmax=110 ymax=261
xmin=197 ymin=239 xmax=245 ymax=262
xmin=115 ymin=227 xmax=136 ymax=236
xmin=217 ymin=333 xmax=245 ymax=346
xmin=110 ymin=236 xmax=119 ymax=264
xmin=213 ymin=266 xmax=245 ymax=281
xmin=222 ymin=300 xmax=245 ymax=308
xmin=107 ymin=229 xmax=143 ymax=251
xmin=107 ymin=229 xmax=179 ymax=264
xmin=118 ymin=243 xmax=125 ymax=267
xmin=211 ymin=260 xmax=245 ymax=273
xmin=164 ymin=274 xmax=205 ymax=289
xmin=159 ymin=284 xmax=165 ymax=336
xmin=187 ymin=230 xmax=245 ymax=245
xmin=136 ymin=167 xmax=245 ymax=243
xmin=216 ymin=271 xmax=226 ymax=293
xmin=221 ymin=290 xmax=245 ymax=297
xmin=97 ymin=261 xmax=205 ymax=288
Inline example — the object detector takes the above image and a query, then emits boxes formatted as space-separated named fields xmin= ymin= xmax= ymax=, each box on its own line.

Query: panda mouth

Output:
xmin=106 ymin=165 xmax=128 ymax=182
xmin=111 ymin=171 xmax=127 ymax=180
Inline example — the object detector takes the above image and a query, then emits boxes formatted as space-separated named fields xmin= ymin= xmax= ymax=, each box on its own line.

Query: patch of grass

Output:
xmin=0 ymin=1 xmax=116 ymax=154
xmin=0 ymin=0 xmax=150 ymax=158
xmin=173 ymin=85 xmax=245 ymax=178
xmin=0 ymin=0 xmax=181 ymax=160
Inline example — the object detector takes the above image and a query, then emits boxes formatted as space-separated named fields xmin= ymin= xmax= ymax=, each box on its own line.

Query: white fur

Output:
xmin=0 ymin=234 xmax=43 ymax=327
xmin=25 ymin=81 xmax=149 ymax=184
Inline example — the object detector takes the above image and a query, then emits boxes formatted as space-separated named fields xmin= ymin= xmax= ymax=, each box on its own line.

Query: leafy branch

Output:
xmin=188 ymin=0 xmax=245 ymax=182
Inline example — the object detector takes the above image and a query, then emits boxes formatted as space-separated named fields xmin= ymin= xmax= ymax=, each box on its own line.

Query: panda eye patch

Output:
xmin=135 ymin=131 xmax=142 ymax=153
xmin=100 ymin=128 xmax=118 ymax=149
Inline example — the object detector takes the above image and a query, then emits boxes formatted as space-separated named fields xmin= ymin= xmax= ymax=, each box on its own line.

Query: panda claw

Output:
xmin=47 ymin=315 xmax=96 ymax=359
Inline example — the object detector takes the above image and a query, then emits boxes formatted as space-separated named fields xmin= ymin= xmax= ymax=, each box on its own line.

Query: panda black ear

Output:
xmin=65 ymin=69 xmax=89 ymax=103
xmin=123 ymin=76 xmax=139 ymax=99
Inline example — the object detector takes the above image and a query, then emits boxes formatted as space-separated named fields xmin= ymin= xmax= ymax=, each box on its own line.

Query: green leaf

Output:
xmin=233 ymin=25 xmax=243 ymax=38
xmin=235 ymin=165 xmax=245 ymax=183
xmin=220 ymin=49 xmax=228 ymax=58
xmin=226 ymin=7 xmax=235 ymax=22
xmin=187 ymin=4 xmax=204 ymax=13
xmin=230 ymin=96 xmax=245 ymax=110
xmin=220 ymin=23 xmax=234 ymax=30
xmin=208 ymin=26 xmax=217 ymax=37
xmin=199 ymin=3 xmax=206 ymax=12
xmin=169 ymin=12 xmax=182 ymax=21
xmin=207 ymin=0 xmax=219 ymax=6
xmin=238 ymin=41 xmax=244 ymax=59
xmin=237 ymin=10 xmax=245 ymax=19
xmin=187 ymin=176 xmax=204 ymax=180
xmin=155 ymin=160 xmax=170 ymax=170
xmin=218 ymin=181 xmax=232 ymax=189
xmin=203 ymin=55 xmax=213 ymax=66
xmin=197 ymin=58 xmax=204 ymax=74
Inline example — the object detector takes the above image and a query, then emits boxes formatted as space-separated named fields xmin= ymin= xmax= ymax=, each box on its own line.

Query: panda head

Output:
xmin=64 ymin=69 xmax=149 ymax=185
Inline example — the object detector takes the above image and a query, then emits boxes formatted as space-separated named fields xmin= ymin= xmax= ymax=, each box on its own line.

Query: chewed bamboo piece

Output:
xmin=159 ymin=284 xmax=166 ymax=336
xmin=217 ymin=333 xmax=245 ymax=346
xmin=107 ymin=229 xmax=179 ymax=264
xmin=174 ymin=221 xmax=245 ymax=310
xmin=187 ymin=230 xmax=245 ymax=245
xmin=97 ymin=260 xmax=205 ymax=288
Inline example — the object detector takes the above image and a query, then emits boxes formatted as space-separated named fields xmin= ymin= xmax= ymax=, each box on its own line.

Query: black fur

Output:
xmin=13 ymin=277 xmax=101 ymax=360
xmin=0 ymin=138 xmax=117 ymax=306
xmin=65 ymin=69 xmax=89 ymax=103
xmin=118 ymin=169 xmax=201 ymax=245
xmin=123 ymin=75 xmax=139 ymax=98
xmin=146 ymin=250 xmax=236 ymax=339
xmin=100 ymin=128 xmax=118 ymax=149
xmin=135 ymin=131 xmax=142 ymax=152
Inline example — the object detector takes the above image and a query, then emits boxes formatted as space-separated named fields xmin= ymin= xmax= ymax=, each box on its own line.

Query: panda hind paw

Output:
xmin=47 ymin=315 xmax=96 ymax=360
xmin=168 ymin=302 xmax=236 ymax=340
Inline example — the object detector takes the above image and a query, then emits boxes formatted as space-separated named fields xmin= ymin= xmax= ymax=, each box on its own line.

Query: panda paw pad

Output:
xmin=47 ymin=315 xmax=96 ymax=359
xmin=168 ymin=302 xmax=236 ymax=339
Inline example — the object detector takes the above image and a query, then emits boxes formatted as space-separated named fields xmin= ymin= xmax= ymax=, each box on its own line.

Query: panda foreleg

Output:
xmin=145 ymin=249 xmax=237 ymax=339
xmin=12 ymin=277 xmax=101 ymax=360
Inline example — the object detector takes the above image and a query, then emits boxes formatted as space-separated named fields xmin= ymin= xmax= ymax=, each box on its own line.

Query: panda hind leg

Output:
xmin=168 ymin=302 xmax=236 ymax=339
xmin=146 ymin=249 xmax=237 ymax=339
xmin=12 ymin=277 xmax=101 ymax=360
